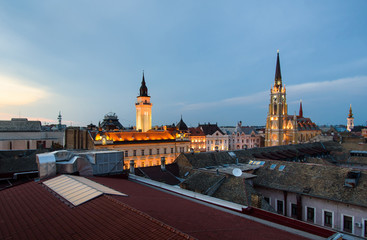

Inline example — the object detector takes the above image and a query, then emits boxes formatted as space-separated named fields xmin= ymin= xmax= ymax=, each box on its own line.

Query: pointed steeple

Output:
xmin=348 ymin=104 xmax=353 ymax=118
xmin=299 ymin=100 xmax=303 ymax=118
xmin=139 ymin=71 xmax=148 ymax=96
xmin=274 ymin=50 xmax=282 ymax=89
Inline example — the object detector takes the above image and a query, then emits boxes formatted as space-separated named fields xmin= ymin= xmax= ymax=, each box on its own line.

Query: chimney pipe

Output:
xmin=161 ymin=157 xmax=166 ymax=171
xmin=130 ymin=160 xmax=135 ymax=174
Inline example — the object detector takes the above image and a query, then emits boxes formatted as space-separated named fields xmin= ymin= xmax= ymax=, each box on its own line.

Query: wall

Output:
xmin=0 ymin=131 xmax=64 ymax=150
xmin=256 ymin=187 xmax=367 ymax=237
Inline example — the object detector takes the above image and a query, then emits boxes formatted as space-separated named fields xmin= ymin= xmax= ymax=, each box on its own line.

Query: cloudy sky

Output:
xmin=0 ymin=1 xmax=366 ymax=127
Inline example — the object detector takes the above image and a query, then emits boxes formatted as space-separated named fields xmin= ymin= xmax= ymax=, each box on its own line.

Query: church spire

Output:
xmin=299 ymin=99 xmax=303 ymax=118
xmin=348 ymin=104 xmax=353 ymax=118
xmin=274 ymin=50 xmax=282 ymax=89
xmin=139 ymin=71 xmax=148 ymax=96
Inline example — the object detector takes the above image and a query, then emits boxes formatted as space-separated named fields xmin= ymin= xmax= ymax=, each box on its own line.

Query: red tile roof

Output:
xmin=92 ymin=177 xmax=310 ymax=240
xmin=0 ymin=181 xmax=194 ymax=240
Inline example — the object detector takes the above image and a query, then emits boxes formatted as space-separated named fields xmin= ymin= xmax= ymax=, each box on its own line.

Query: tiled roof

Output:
xmin=253 ymin=160 xmax=367 ymax=207
xmin=135 ymin=163 xmax=181 ymax=185
xmin=199 ymin=123 xmax=224 ymax=135
xmin=0 ymin=118 xmax=42 ymax=132
xmin=188 ymin=127 xmax=205 ymax=136
xmin=0 ymin=181 xmax=193 ymax=240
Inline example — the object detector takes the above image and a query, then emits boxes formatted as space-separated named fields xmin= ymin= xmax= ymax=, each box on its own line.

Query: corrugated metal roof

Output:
xmin=43 ymin=175 xmax=127 ymax=206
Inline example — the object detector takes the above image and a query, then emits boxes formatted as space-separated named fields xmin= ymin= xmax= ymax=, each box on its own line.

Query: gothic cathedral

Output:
xmin=265 ymin=51 xmax=320 ymax=146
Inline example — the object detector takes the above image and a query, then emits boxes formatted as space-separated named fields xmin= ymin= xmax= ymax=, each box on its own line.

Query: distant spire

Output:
xmin=139 ymin=71 xmax=148 ymax=96
xmin=299 ymin=100 xmax=303 ymax=118
xmin=348 ymin=104 xmax=353 ymax=118
xmin=274 ymin=50 xmax=282 ymax=89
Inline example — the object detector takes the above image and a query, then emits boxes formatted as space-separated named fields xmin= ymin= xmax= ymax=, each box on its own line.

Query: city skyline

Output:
xmin=0 ymin=1 xmax=366 ymax=127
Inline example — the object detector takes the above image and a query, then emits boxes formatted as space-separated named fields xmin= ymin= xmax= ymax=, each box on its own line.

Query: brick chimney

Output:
xmin=161 ymin=157 xmax=166 ymax=171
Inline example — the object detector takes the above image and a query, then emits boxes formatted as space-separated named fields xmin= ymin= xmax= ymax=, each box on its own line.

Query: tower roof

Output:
xmin=298 ymin=100 xmax=303 ymax=118
xmin=274 ymin=50 xmax=282 ymax=89
xmin=348 ymin=104 xmax=353 ymax=118
xmin=139 ymin=72 xmax=149 ymax=97
xmin=176 ymin=116 xmax=188 ymax=131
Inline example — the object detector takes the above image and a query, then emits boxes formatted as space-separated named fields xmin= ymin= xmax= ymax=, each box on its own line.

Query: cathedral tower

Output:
xmin=265 ymin=50 xmax=289 ymax=146
xmin=347 ymin=104 xmax=354 ymax=132
xmin=136 ymin=73 xmax=152 ymax=132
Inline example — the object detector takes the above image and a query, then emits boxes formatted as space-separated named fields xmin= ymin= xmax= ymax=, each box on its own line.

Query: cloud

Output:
xmin=181 ymin=76 xmax=367 ymax=111
xmin=0 ymin=75 xmax=49 ymax=107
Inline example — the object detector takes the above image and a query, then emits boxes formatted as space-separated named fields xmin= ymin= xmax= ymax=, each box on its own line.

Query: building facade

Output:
xmin=199 ymin=123 xmax=229 ymax=151
xmin=0 ymin=118 xmax=64 ymax=151
xmin=188 ymin=127 xmax=206 ymax=152
xmin=221 ymin=121 xmax=263 ymax=150
xmin=265 ymin=51 xmax=320 ymax=146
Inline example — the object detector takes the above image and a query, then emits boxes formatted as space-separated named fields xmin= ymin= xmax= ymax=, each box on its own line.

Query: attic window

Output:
xmin=270 ymin=164 xmax=277 ymax=170
xmin=279 ymin=165 xmax=285 ymax=171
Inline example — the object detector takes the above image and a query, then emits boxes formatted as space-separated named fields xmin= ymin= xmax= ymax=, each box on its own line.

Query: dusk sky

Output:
xmin=0 ymin=1 xmax=366 ymax=128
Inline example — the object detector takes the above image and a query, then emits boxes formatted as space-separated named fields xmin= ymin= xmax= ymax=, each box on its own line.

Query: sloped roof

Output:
xmin=199 ymin=123 xmax=224 ymax=135
xmin=253 ymin=160 xmax=367 ymax=207
xmin=188 ymin=127 xmax=205 ymax=136
xmin=176 ymin=117 xmax=188 ymax=131
xmin=176 ymin=151 xmax=241 ymax=169
xmin=0 ymin=181 xmax=193 ymax=240
xmin=180 ymin=171 xmax=224 ymax=194
xmin=135 ymin=163 xmax=181 ymax=185
xmin=0 ymin=118 xmax=41 ymax=132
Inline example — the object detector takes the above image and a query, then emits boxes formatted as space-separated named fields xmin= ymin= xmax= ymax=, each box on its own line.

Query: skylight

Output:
xmin=43 ymin=175 xmax=127 ymax=206
xmin=270 ymin=164 xmax=277 ymax=170
xmin=279 ymin=165 xmax=285 ymax=171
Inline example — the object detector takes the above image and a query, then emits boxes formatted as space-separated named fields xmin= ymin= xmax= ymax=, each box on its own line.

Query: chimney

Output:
xmin=161 ymin=157 xmax=166 ymax=171
xmin=129 ymin=160 xmax=135 ymax=174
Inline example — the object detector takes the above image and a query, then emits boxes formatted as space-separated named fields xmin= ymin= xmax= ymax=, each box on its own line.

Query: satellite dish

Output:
xmin=232 ymin=168 xmax=242 ymax=177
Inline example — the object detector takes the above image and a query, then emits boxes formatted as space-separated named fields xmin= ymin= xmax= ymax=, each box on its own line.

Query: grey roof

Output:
xmin=0 ymin=118 xmax=42 ymax=132
xmin=253 ymin=160 xmax=367 ymax=207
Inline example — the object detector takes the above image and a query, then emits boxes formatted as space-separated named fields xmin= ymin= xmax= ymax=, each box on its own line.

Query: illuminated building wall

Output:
xmin=136 ymin=73 xmax=152 ymax=132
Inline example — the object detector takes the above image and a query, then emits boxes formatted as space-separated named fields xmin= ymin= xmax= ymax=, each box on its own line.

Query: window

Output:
xmin=157 ymin=149 xmax=160 ymax=155
xmin=149 ymin=149 xmax=152 ymax=155
xmin=270 ymin=164 xmax=277 ymax=170
xmin=343 ymin=215 xmax=353 ymax=233
xmin=277 ymin=200 xmax=284 ymax=214
xmin=364 ymin=219 xmax=367 ymax=237
xmin=164 ymin=148 xmax=167 ymax=154
xmin=141 ymin=162 xmax=145 ymax=167
xmin=307 ymin=207 xmax=315 ymax=223
xmin=291 ymin=203 xmax=297 ymax=218
xmin=141 ymin=150 xmax=144 ymax=156
xmin=264 ymin=197 xmax=270 ymax=204
xmin=125 ymin=151 xmax=128 ymax=157
xmin=324 ymin=211 xmax=333 ymax=227
xmin=27 ymin=141 xmax=30 ymax=150
xmin=171 ymin=148 xmax=174 ymax=153
xmin=133 ymin=150 xmax=136 ymax=156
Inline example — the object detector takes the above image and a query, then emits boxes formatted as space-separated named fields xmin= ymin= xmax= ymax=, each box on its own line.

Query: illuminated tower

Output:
xmin=136 ymin=73 xmax=152 ymax=132
xmin=347 ymin=104 xmax=354 ymax=132
xmin=265 ymin=50 xmax=289 ymax=146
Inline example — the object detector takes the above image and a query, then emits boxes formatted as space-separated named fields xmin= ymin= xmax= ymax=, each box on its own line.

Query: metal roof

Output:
xmin=43 ymin=175 xmax=127 ymax=206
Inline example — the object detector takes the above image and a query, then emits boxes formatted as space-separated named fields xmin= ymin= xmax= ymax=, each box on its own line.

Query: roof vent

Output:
xmin=344 ymin=171 xmax=361 ymax=188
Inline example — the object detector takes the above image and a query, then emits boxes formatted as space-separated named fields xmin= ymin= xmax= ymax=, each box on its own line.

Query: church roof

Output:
xmin=274 ymin=50 xmax=282 ymax=89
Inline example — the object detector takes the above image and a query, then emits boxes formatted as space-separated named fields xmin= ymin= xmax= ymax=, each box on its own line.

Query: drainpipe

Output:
xmin=129 ymin=160 xmax=135 ymax=174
